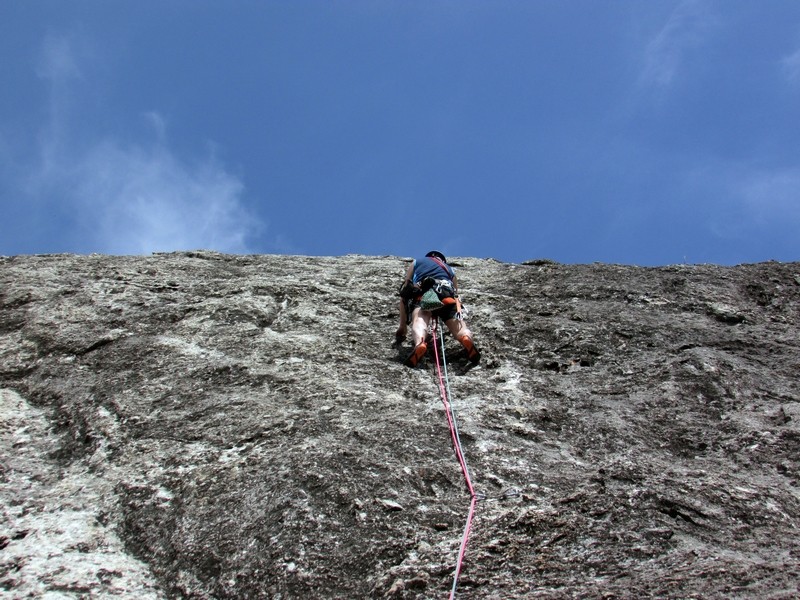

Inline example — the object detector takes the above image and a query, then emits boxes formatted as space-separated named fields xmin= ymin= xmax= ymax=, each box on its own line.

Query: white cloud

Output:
xmin=72 ymin=132 xmax=260 ymax=255
xmin=24 ymin=34 xmax=262 ymax=255
xmin=29 ymin=112 xmax=263 ymax=255
xmin=640 ymin=0 xmax=715 ymax=88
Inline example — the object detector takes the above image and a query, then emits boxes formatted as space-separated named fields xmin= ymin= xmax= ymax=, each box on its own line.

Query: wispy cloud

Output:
xmin=71 ymin=129 xmax=260 ymax=255
xmin=36 ymin=33 xmax=82 ymax=83
xmin=738 ymin=167 xmax=800 ymax=227
xmin=781 ymin=46 xmax=800 ymax=85
xmin=684 ymin=160 xmax=800 ymax=244
xmin=640 ymin=0 xmax=715 ymax=88
xmin=35 ymin=33 xmax=84 ymax=178
xmin=24 ymin=34 xmax=262 ymax=255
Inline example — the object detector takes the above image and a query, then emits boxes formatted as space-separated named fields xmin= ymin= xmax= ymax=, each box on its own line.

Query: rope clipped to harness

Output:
xmin=430 ymin=318 xmax=478 ymax=599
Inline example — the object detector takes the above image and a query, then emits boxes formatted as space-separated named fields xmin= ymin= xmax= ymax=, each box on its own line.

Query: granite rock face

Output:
xmin=1 ymin=251 xmax=799 ymax=598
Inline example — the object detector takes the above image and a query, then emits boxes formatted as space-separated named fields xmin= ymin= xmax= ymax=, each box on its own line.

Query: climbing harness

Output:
xmin=430 ymin=318 xmax=479 ymax=599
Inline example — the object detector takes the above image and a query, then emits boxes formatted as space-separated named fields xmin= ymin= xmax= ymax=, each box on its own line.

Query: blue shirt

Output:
xmin=412 ymin=256 xmax=455 ymax=284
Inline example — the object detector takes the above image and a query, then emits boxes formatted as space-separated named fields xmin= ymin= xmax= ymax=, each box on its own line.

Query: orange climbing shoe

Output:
xmin=458 ymin=335 xmax=481 ymax=365
xmin=404 ymin=342 xmax=427 ymax=367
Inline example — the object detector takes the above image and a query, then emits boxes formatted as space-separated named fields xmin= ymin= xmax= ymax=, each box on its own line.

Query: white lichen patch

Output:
xmin=0 ymin=389 xmax=164 ymax=598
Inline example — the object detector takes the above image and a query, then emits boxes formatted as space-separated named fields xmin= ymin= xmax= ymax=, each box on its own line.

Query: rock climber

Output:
xmin=396 ymin=251 xmax=481 ymax=367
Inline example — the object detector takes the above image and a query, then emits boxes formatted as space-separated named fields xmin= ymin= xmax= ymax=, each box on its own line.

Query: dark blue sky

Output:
xmin=2 ymin=1 xmax=799 ymax=265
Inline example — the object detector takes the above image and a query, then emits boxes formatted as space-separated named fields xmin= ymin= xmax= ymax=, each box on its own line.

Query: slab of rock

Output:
xmin=1 ymin=252 xmax=799 ymax=598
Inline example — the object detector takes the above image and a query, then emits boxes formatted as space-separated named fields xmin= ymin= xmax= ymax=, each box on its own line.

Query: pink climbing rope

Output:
xmin=430 ymin=320 xmax=478 ymax=599
xmin=451 ymin=495 xmax=478 ymax=599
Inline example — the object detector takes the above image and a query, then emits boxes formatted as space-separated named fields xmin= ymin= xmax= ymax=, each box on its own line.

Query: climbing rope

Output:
xmin=430 ymin=319 xmax=478 ymax=599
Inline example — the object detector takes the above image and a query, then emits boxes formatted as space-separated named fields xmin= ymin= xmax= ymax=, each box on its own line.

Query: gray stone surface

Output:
xmin=1 ymin=251 xmax=799 ymax=598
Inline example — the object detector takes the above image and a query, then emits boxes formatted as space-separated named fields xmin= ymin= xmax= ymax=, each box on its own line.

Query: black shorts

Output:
xmin=411 ymin=298 xmax=458 ymax=322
